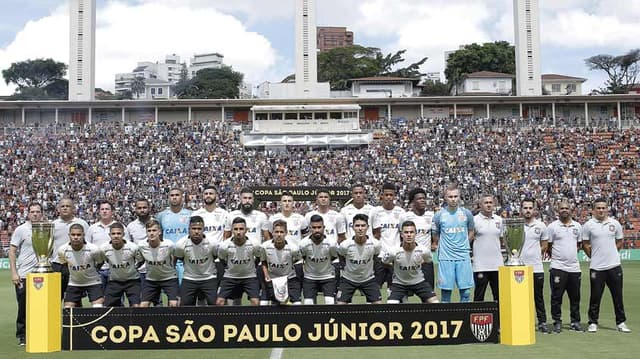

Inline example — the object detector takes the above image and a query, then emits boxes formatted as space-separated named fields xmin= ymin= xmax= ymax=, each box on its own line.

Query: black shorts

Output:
xmin=262 ymin=276 xmax=302 ymax=302
xmin=218 ymin=277 xmax=260 ymax=300
xmin=142 ymin=278 xmax=179 ymax=302
xmin=180 ymin=278 xmax=219 ymax=306
xmin=105 ymin=279 xmax=141 ymax=306
xmin=388 ymin=281 xmax=437 ymax=302
xmin=337 ymin=278 xmax=381 ymax=303
xmin=303 ymin=278 xmax=336 ymax=299
xmin=64 ymin=284 xmax=103 ymax=303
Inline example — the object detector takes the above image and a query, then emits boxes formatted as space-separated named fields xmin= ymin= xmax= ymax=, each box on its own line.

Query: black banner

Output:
xmin=252 ymin=186 xmax=351 ymax=202
xmin=62 ymin=303 xmax=498 ymax=350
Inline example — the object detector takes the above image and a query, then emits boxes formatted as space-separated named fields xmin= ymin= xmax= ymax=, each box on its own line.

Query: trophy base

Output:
xmin=505 ymin=257 xmax=525 ymax=266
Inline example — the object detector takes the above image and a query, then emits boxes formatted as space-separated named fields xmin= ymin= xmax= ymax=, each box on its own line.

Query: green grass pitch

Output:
xmin=1 ymin=262 xmax=638 ymax=358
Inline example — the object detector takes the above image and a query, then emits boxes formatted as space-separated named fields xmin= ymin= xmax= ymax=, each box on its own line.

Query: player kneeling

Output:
xmin=101 ymin=222 xmax=142 ymax=307
xmin=260 ymin=220 xmax=302 ymax=305
xmin=300 ymin=215 xmax=338 ymax=304
xmin=58 ymin=224 xmax=104 ymax=308
xmin=174 ymin=216 xmax=220 ymax=306
xmin=216 ymin=218 xmax=261 ymax=306
xmin=382 ymin=221 xmax=439 ymax=304
xmin=138 ymin=220 xmax=179 ymax=307
xmin=336 ymin=214 xmax=382 ymax=304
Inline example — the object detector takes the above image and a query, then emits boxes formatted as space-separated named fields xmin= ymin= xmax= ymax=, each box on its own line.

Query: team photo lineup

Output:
xmin=9 ymin=178 xmax=631 ymax=346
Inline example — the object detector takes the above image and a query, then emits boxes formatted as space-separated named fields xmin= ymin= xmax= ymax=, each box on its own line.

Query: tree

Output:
xmin=2 ymin=58 xmax=68 ymax=99
xmin=317 ymin=45 xmax=428 ymax=90
xmin=585 ymin=49 xmax=640 ymax=94
xmin=178 ymin=66 xmax=243 ymax=99
xmin=172 ymin=63 xmax=193 ymax=98
xmin=420 ymin=80 xmax=450 ymax=96
xmin=130 ymin=77 xmax=146 ymax=99
xmin=444 ymin=41 xmax=515 ymax=94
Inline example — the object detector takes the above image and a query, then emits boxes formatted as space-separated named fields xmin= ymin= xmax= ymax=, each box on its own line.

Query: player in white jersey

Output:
xmin=193 ymin=185 xmax=229 ymax=243
xmin=582 ymin=198 xmax=631 ymax=333
xmin=299 ymin=214 xmax=338 ymax=304
xmin=217 ymin=217 xmax=261 ymax=306
xmin=138 ymin=220 xmax=179 ymax=307
xmin=52 ymin=197 xmax=90 ymax=299
xmin=400 ymin=188 xmax=436 ymax=288
xmin=382 ymin=221 xmax=438 ymax=304
xmin=305 ymin=190 xmax=346 ymax=243
xmin=520 ymin=198 xmax=551 ymax=334
xmin=340 ymin=184 xmax=374 ymax=240
xmin=88 ymin=200 xmax=127 ymax=292
xmin=305 ymin=190 xmax=346 ymax=296
xmin=9 ymin=203 xmax=43 ymax=345
xmin=264 ymin=192 xmax=309 ymax=245
xmin=547 ymin=200 xmax=584 ymax=333
xmin=100 ymin=222 xmax=142 ymax=307
xmin=127 ymin=198 xmax=153 ymax=243
xmin=174 ymin=216 xmax=220 ymax=306
xmin=225 ymin=188 xmax=268 ymax=243
xmin=57 ymin=224 xmax=104 ymax=308
xmin=371 ymin=182 xmax=405 ymax=288
xmin=192 ymin=185 xmax=229 ymax=287
xmin=260 ymin=220 xmax=302 ymax=305
xmin=264 ymin=192 xmax=308 ymax=282
xmin=472 ymin=194 xmax=505 ymax=302
xmin=336 ymin=214 xmax=382 ymax=304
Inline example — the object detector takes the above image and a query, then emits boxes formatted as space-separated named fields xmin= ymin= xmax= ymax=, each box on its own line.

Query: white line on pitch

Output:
xmin=270 ymin=347 xmax=284 ymax=359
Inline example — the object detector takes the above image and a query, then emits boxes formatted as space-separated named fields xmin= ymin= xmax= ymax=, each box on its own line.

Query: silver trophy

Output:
xmin=503 ymin=218 xmax=526 ymax=266
xmin=31 ymin=221 xmax=55 ymax=273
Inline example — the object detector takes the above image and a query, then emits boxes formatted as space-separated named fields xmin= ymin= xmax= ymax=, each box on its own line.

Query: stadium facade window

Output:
xmin=300 ymin=112 xmax=313 ymax=120
xmin=256 ymin=113 xmax=268 ymax=121
xmin=567 ymin=84 xmax=577 ymax=93
xmin=552 ymin=84 xmax=561 ymax=92
xmin=151 ymin=88 xmax=156 ymax=95
xmin=314 ymin=112 xmax=327 ymax=120
xmin=158 ymin=88 xmax=163 ymax=95
xmin=271 ymin=113 xmax=283 ymax=120
xmin=329 ymin=112 xmax=342 ymax=120
xmin=285 ymin=113 xmax=298 ymax=120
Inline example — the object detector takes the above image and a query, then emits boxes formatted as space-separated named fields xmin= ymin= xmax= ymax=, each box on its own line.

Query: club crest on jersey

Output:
xmin=608 ymin=224 xmax=615 ymax=232
xmin=458 ymin=213 xmax=466 ymax=221
xmin=495 ymin=221 xmax=500 ymax=229
xmin=572 ymin=228 xmax=579 ymax=236
xmin=32 ymin=276 xmax=44 ymax=290
xmin=514 ymin=270 xmax=525 ymax=284
xmin=534 ymin=227 xmax=541 ymax=234
xmin=470 ymin=313 xmax=493 ymax=342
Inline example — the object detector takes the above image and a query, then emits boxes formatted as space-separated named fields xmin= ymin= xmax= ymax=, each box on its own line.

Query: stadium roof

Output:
xmin=542 ymin=74 xmax=587 ymax=82
xmin=348 ymin=76 xmax=421 ymax=84
xmin=465 ymin=71 xmax=515 ymax=78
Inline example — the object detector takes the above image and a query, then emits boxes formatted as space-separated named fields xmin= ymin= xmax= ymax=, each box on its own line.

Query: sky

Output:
xmin=1 ymin=0 xmax=639 ymax=96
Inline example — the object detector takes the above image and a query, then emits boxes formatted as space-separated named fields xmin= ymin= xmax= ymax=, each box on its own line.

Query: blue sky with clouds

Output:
xmin=1 ymin=0 xmax=639 ymax=95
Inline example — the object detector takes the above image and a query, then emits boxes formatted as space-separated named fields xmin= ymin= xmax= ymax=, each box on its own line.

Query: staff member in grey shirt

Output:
xmin=9 ymin=203 xmax=43 ymax=346
xmin=582 ymin=198 xmax=631 ymax=333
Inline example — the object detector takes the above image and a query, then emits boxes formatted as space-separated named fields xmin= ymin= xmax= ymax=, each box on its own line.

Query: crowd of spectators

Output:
xmin=1 ymin=117 xmax=639 ymax=244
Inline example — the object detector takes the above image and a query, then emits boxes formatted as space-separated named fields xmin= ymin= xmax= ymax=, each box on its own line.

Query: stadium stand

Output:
xmin=0 ymin=117 xmax=638 ymax=247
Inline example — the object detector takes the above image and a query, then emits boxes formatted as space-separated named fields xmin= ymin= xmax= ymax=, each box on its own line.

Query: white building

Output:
xmin=69 ymin=0 xmax=96 ymax=101
xmin=114 ymin=54 xmax=184 ymax=99
xmin=454 ymin=71 xmax=514 ymax=96
xmin=265 ymin=0 xmax=330 ymax=99
xmin=513 ymin=0 xmax=542 ymax=96
xmin=348 ymin=77 xmax=421 ymax=98
xmin=542 ymin=74 xmax=586 ymax=95
xmin=188 ymin=53 xmax=224 ymax=78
